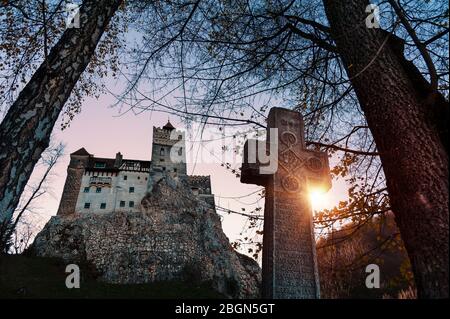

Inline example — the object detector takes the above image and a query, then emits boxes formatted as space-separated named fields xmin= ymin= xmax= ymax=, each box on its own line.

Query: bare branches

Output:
xmin=283 ymin=15 xmax=331 ymax=33
xmin=0 ymin=142 xmax=64 ymax=253
xmin=10 ymin=143 xmax=64 ymax=233
xmin=388 ymin=0 xmax=439 ymax=96
xmin=111 ymin=0 xmax=448 ymax=269
xmin=124 ymin=0 xmax=201 ymax=97
xmin=424 ymin=29 xmax=449 ymax=46
xmin=286 ymin=23 xmax=337 ymax=53
xmin=307 ymin=141 xmax=379 ymax=156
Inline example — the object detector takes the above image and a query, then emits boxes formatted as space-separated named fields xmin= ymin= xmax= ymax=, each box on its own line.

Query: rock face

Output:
xmin=31 ymin=176 xmax=261 ymax=298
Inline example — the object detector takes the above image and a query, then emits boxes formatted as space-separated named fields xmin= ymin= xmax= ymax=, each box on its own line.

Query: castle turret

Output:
xmin=114 ymin=152 xmax=123 ymax=168
xmin=57 ymin=148 xmax=91 ymax=215
xmin=162 ymin=120 xmax=175 ymax=131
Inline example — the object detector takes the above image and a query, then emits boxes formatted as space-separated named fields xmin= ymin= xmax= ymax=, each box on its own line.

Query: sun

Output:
xmin=309 ymin=188 xmax=328 ymax=211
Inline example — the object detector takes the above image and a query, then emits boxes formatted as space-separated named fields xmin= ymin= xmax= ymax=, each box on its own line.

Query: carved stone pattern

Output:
xmin=281 ymin=131 xmax=297 ymax=147
xmin=281 ymin=175 xmax=300 ymax=193
xmin=279 ymin=150 xmax=304 ymax=173
xmin=307 ymin=157 xmax=323 ymax=172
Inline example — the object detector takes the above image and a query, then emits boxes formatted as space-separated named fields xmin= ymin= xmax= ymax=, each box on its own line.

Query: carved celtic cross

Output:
xmin=240 ymin=107 xmax=331 ymax=299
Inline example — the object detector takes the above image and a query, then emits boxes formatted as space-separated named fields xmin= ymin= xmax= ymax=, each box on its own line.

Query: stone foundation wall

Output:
xmin=32 ymin=177 xmax=261 ymax=298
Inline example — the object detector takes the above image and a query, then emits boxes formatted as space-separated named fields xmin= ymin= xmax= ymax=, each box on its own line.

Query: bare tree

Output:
xmin=116 ymin=0 xmax=448 ymax=298
xmin=0 ymin=0 xmax=123 ymax=238
xmin=0 ymin=143 xmax=64 ymax=253
xmin=11 ymin=220 xmax=34 ymax=255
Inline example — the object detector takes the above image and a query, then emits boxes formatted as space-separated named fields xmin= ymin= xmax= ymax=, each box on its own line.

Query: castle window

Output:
xmin=160 ymin=158 xmax=165 ymax=162
xmin=174 ymin=168 xmax=177 ymax=173
xmin=137 ymin=176 xmax=140 ymax=180
xmin=120 ymin=201 xmax=125 ymax=208
xmin=124 ymin=175 xmax=128 ymax=180
xmin=129 ymin=187 xmax=135 ymax=193
xmin=145 ymin=177 xmax=148 ymax=181
xmin=96 ymin=187 xmax=101 ymax=193
xmin=84 ymin=203 xmax=90 ymax=209
xmin=160 ymin=147 xmax=165 ymax=156
xmin=162 ymin=167 xmax=166 ymax=171
xmin=94 ymin=162 xmax=106 ymax=168
xmin=89 ymin=176 xmax=111 ymax=186
xmin=129 ymin=201 xmax=134 ymax=208
xmin=178 ymin=135 xmax=182 ymax=140
xmin=100 ymin=203 xmax=106 ymax=209
xmin=192 ymin=188 xmax=199 ymax=195
xmin=83 ymin=187 xmax=89 ymax=193
xmin=178 ymin=147 xmax=183 ymax=156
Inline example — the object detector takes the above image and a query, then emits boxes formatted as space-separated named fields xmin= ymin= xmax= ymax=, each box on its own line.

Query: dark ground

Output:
xmin=0 ymin=255 xmax=224 ymax=299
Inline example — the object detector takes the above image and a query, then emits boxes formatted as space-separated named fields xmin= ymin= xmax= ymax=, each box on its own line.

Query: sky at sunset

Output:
xmin=22 ymin=86 xmax=349 ymax=256
xmin=0 ymin=8 xmax=352 ymax=255
xmin=0 ymin=49 xmax=344 ymax=263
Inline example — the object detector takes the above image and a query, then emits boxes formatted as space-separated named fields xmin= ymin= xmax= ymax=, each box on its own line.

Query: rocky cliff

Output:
xmin=30 ymin=176 xmax=261 ymax=298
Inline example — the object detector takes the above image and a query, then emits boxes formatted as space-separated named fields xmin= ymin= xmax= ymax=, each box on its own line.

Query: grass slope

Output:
xmin=0 ymin=255 xmax=224 ymax=299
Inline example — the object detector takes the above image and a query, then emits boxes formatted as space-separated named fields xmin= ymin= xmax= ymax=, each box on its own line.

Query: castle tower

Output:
xmin=151 ymin=120 xmax=187 ymax=175
xmin=57 ymin=148 xmax=91 ymax=215
xmin=148 ymin=120 xmax=187 ymax=191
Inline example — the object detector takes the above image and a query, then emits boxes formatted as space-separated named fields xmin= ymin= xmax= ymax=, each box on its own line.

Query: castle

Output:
xmin=57 ymin=121 xmax=214 ymax=215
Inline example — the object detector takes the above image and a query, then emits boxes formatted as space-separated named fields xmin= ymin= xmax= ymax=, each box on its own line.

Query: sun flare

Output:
xmin=309 ymin=189 xmax=328 ymax=211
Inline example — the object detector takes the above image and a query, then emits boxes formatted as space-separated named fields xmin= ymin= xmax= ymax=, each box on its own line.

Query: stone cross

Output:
xmin=240 ymin=107 xmax=331 ymax=299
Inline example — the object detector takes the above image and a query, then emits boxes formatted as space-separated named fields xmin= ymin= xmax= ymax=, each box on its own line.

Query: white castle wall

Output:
xmin=74 ymin=170 xmax=149 ymax=214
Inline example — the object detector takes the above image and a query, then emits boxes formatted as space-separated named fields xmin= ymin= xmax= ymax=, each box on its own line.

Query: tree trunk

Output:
xmin=0 ymin=0 xmax=122 ymax=227
xmin=323 ymin=0 xmax=448 ymax=298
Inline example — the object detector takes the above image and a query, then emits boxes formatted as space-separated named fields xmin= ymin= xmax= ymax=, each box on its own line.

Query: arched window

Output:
xmin=160 ymin=147 xmax=165 ymax=156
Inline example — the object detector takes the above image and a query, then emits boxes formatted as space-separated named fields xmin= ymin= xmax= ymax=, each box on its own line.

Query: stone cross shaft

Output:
xmin=241 ymin=107 xmax=331 ymax=299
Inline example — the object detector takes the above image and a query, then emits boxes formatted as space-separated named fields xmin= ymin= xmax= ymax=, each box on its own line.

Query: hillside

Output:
xmin=28 ymin=176 xmax=261 ymax=298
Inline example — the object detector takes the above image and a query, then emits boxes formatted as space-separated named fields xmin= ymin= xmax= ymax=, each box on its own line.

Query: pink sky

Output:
xmin=26 ymin=90 xmax=349 ymax=255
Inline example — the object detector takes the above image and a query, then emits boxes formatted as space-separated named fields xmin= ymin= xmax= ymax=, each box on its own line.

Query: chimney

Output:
xmin=114 ymin=152 xmax=123 ymax=168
